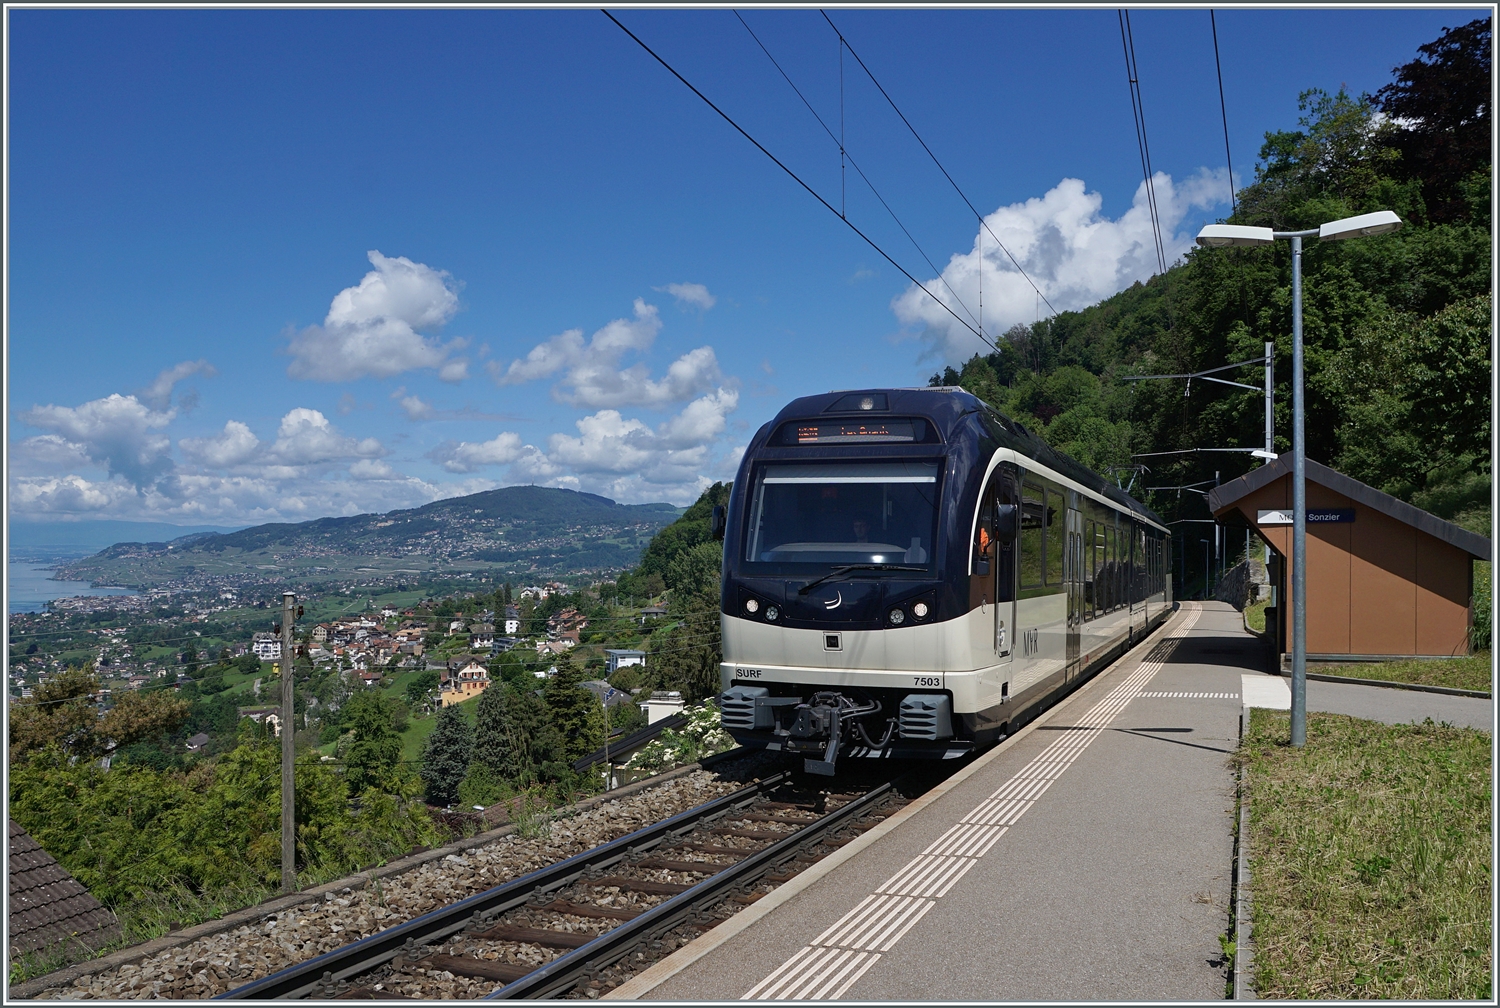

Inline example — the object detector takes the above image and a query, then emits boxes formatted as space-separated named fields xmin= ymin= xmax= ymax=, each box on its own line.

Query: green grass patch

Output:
xmin=1244 ymin=596 xmax=1270 ymax=635
xmin=1309 ymin=653 xmax=1491 ymax=693
xmin=1239 ymin=709 xmax=1491 ymax=999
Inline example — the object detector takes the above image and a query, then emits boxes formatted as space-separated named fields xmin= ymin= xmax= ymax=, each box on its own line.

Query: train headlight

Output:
xmin=765 ymin=606 xmax=779 ymax=621
xmin=913 ymin=601 xmax=929 ymax=619
xmin=888 ymin=608 xmax=905 ymax=625
xmin=744 ymin=598 xmax=759 ymax=614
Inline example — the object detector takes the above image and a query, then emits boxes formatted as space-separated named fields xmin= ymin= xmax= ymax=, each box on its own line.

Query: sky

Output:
xmin=6 ymin=5 xmax=1480 ymax=526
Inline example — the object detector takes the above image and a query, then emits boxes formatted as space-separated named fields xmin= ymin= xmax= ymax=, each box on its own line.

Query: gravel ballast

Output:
xmin=31 ymin=768 xmax=755 ymax=1001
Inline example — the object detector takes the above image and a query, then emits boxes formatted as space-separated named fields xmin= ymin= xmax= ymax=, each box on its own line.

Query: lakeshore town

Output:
xmin=8 ymin=579 xmax=684 ymax=746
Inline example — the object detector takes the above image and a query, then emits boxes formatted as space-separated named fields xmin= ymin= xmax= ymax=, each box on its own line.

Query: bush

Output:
xmin=623 ymin=702 xmax=734 ymax=775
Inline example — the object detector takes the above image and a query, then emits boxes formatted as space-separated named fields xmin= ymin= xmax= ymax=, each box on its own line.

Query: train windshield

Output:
xmin=743 ymin=461 xmax=940 ymax=568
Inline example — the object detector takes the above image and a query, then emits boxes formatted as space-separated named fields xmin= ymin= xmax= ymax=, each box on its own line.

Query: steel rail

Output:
xmin=214 ymin=774 xmax=787 ymax=1000
xmin=485 ymin=778 xmax=897 ymax=999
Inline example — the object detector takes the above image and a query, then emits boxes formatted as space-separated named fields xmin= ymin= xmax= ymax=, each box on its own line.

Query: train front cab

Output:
xmin=715 ymin=389 xmax=1171 ymax=774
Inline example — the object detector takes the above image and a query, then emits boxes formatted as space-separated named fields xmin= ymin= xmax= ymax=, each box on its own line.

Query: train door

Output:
xmin=1065 ymin=503 xmax=1083 ymax=678
xmin=994 ymin=471 xmax=1018 ymax=660
xmin=972 ymin=467 xmax=1016 ymax=707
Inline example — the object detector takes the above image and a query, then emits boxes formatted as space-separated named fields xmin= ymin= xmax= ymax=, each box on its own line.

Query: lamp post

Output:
xmin=1196 ymin=211 xmax=1402 ymax=746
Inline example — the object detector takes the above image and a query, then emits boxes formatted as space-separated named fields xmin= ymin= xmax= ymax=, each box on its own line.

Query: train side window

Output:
xmin=1044 ymin=490 xmax=1064 ymax=586
xmin=1018 ymin=483 xmax=1044 ymax=590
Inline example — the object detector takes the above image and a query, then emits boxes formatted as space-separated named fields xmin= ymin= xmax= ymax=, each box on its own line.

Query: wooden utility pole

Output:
xmin=280 ymin=591 xmax=296 ymax=894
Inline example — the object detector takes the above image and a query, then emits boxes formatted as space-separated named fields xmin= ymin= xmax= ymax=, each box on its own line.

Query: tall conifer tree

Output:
xmin=420 ymin=705 xmax=472 ymax=807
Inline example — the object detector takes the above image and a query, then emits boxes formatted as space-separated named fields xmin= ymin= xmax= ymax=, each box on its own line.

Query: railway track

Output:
xmin=215 ymin=767 xmax=917 ymax=1001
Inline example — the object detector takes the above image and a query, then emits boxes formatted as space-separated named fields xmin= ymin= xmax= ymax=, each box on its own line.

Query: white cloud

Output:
xmin=490 ymin=298 xmax=722 ymax=408
xmin=266 ymin=408 xmax=385 ymax=465
xmin=438 ymin=358 xmax=470 ymax=383
xmin=391 ymin=387 xmax=434 ymax=421
xmin=349 ymin=459 xmax=398 ymax=480
xmin=10 ymin=435 xmax=95 ymax=475
xmin=179 ymin=420 xmax=261 ymax=468
xmin=420 ymin=386 xmax=739 ymax=503
xmin=140 ymin=359 xmax=217 ymax=410
xmin=894 ymin=168 xmax=1232 ymax=361
xmin=655 ymin=282 xmax=716 ymax=310
xmin=286 ymin=250 xmax=464 ymax=381
xmin=21 ymin=393 xmax=177 ymax=489
xmin=427 ymin=431 xmax=538 ymax=474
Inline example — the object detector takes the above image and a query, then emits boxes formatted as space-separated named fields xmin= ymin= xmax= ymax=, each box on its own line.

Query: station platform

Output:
xmin=617 ymin=602 xmax=1253 ymax=1002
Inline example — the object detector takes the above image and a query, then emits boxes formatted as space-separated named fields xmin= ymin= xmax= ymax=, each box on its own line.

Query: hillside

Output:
xmin=57 ymin=486 xmax=682 ymax=591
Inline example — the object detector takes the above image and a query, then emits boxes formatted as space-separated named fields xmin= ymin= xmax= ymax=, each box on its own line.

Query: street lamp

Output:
xmin=1196 ymin=210 xmax=1402 ymax=746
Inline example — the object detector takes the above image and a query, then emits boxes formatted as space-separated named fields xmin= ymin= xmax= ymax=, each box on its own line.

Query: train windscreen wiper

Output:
xmin=797 ymin=564 xmax=927 ymax=595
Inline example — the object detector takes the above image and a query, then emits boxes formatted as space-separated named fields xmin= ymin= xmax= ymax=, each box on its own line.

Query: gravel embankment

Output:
xmin=38 ymin=769 xmax=751 ymax=1001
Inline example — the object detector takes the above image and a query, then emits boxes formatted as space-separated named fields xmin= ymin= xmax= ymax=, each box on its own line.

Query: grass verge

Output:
xmin=1238 ymin=709 xmax=1491 ymax=999
xmin=1244 ymin=596 xmax=1269 ymax=635
xmin=1309 ymin=652 xmax=1491 ymax=693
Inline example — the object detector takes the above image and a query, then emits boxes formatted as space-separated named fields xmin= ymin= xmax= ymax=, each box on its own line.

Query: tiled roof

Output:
xmin=9 ymin=819 xmax=121 ymax=956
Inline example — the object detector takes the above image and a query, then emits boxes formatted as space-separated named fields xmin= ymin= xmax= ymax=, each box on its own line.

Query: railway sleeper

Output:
xmin=581 ymin=876 xmax=693 ymax=896
xmin=421 ymin=953 xmax=533 ymax=984
xmin=709 ymin=827 xmax=800 ymax=839
xmin=472 ymin=925 xmax=596 ymax=949
xmin=536 ymin=900 xmax=641 ymax=921
xmin=633 ymin=856 xmax=735 ymax=873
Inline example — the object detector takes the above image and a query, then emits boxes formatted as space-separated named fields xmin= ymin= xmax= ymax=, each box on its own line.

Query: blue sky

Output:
xmin=7 ymin=6 xmax=1477 ymax=524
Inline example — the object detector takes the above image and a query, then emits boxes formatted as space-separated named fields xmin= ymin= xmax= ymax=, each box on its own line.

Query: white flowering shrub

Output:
xmin=623 ymin=701 xmax=735 ymax=774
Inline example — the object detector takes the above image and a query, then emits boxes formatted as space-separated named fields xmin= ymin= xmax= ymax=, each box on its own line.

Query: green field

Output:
xmin=1309 ymin=653 xmax=1492 ymax=693
xmin=1239 ymin=709 xmax=1491 ymax=999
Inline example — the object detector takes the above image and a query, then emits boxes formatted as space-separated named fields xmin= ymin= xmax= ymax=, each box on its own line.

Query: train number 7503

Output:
xmin=911 ymin=676 xmax=942 ymax=687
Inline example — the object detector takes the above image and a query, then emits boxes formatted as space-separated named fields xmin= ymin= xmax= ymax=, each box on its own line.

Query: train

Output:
xmin=713 ymin=386 xmax=1172 ymax=774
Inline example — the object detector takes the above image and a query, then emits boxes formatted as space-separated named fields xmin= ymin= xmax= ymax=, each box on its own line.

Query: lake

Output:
xmin=8 ymin=558 xmax=137 ymax=614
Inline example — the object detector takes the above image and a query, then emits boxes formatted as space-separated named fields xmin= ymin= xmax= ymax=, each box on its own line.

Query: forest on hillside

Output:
xmin=932 ymin=18 xmax=1491 ymax=595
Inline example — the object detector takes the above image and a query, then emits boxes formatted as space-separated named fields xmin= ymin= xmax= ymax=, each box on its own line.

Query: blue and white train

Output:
xmin=714 ymin=387 xmax=1171 ymax=774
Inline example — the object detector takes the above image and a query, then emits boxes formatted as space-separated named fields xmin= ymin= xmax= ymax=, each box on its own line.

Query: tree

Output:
xmin=341 ymin=691 xmax=404 ymax=793
xmin=9 ymin=665 xmax=189 ymax=763
xmin=404 ymin=671 xmax=440 ymax=709
xmin=471 ymin=684 xmax=517 ymax=780
xmin=544 ymin=664 xmax=604 ymax=765
xmin=419 ymin=705 xmax=472 ymax=807
xmin=1376 ymin=17 xmax=1492 ymax=223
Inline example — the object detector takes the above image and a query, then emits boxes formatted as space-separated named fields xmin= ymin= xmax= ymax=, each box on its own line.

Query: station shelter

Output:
xmin=1208 ymin=457 xmax=1490 ymax=661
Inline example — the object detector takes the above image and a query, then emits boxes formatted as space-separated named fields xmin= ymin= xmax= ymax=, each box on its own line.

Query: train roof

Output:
xmin=767 ymin=387 xmax=1165 ymax=528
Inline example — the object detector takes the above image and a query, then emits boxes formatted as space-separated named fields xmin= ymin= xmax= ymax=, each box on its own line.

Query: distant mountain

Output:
xmin=57 ymin=486 xmax=683 ymax=590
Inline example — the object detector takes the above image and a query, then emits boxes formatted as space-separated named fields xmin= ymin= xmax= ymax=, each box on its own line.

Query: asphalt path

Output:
xmin=638 ymin=602 xmax=1248 ymax=1002
xmin=1304 ymin=676 xmax=1492 ymax=731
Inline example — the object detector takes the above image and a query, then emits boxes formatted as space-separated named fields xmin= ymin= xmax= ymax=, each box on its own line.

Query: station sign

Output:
xmin=1257 ymin=508 xmax=1355 ymax=524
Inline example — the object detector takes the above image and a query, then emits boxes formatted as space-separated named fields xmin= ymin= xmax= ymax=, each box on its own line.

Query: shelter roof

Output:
xmin=9 ymin=819 xmax=121 ymax=957
xmin=1208 ymin=457 xmax=1490 ymax=561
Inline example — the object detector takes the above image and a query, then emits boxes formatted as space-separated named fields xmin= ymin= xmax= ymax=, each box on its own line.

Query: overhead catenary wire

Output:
xmin=1119 ymin=10 xmax=1168 ymax=276
xmin=603 ymin=9 xmax=1000 ymax=352
xmin=821 ymin=9 xmax=1061 ymax=323
xmin=733 ymin=11 xmax=984 ymax=332
xmin=1210 ymin=10 xmax=1237 ymax=213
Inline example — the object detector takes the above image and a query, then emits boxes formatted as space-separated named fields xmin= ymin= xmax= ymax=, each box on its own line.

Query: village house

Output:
xmin=469 ymin=623 xmax=495 ymax=650
xmin=251 ymin=632 xmax=281 ymax=661
xmin=605 ymin=649 xmax=646 ymax=675
xmin=502 ymin=605 xmax=521 ymax=635
xmin=311 ymin=624 xmax=331 ymax=644
xmin=440 ymin=657 xmax=490 ymax=706
xmin=238 ymin=705 xmax=281 ymax=735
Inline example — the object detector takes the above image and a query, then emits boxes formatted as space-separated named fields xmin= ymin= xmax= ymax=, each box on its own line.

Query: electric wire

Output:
xmin=1209 ymin=10 xmax=1237 ymax=213
xmin=601 ymin=9 xmax=999 ymax=351
xmin=733 ymin=11 xmax=984 ymax=331
xmin=821 ymin=10 xmax=1061 ymax=322
xmin=1119 ymin=10 xmax=1168 ymax=276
